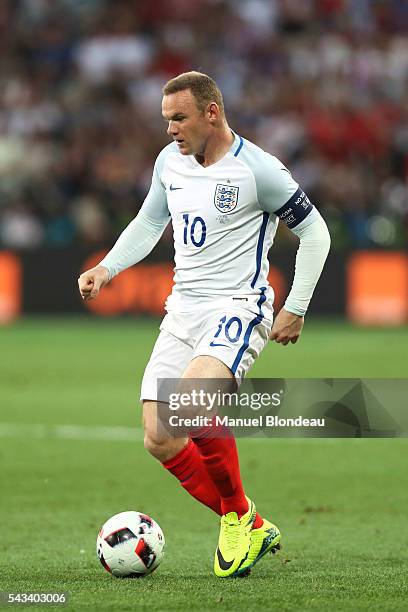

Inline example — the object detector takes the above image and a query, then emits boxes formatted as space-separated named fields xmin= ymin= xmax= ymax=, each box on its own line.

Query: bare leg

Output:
xmin=143 ymin=400 xmax=187 ymax=462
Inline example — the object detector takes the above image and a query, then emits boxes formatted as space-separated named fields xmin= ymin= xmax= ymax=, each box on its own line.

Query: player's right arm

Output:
xmin=78 ymin=150 xmax=170 ymax=301
xmin=242 ymin=145 xmax=330 ymax=343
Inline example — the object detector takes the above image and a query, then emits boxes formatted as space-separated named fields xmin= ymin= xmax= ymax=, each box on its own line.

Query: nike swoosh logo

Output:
xmin=216 ymin=548 xmax=234 ymax=571
xmin=169 ymin=184 xmax=183 ymax=191
xmin=209 ymin=341 xmax=228 ymax=348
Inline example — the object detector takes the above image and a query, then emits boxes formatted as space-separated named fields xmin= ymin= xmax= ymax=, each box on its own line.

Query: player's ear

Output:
xmin=207 ymin=102 xmax=220 ymax=122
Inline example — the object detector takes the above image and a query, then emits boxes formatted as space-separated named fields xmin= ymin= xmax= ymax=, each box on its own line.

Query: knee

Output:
xmin=143 ymin=430 xmax=176 ymax=462
xmin=142 ymin=400 xmax=186 ymax=461
xmin=144 ymin=431 xmax=165 ymax=458
xmin=143 ymin=430 xmax=187 ymax=463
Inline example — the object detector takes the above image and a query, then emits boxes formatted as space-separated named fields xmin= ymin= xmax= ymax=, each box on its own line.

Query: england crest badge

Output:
xmin=214 ymin=183 xmax=239 ymax=213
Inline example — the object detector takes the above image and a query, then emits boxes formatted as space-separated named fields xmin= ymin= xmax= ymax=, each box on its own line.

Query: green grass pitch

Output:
xmin=1 ymin=318 xmax=407 ymax=611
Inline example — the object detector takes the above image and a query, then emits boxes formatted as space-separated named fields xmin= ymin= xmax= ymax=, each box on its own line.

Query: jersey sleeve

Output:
xmin=98 ymin=150 xmax=170 ymax=279
xmin=140 ymin=147 xmax=171 ymax=222
xmin=251 ymin=150 xmax=319 ymax=229
xmin=284 ymin=213 xmax=331 ymax=316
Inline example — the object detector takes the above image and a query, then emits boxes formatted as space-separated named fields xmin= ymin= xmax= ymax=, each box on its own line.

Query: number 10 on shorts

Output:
xmin=213 ymin=315 xmax=243 ymax=344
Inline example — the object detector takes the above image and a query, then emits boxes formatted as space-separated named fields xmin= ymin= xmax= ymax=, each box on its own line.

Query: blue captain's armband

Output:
xmin=274 ymin=188 xmax=314 ymax=229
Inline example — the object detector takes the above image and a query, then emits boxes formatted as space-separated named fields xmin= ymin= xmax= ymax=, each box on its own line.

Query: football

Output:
xmin=96 ymin=511 xmax=165 ymax=578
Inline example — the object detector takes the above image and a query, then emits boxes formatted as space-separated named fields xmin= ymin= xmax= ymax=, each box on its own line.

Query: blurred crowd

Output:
xmin=0 ymin=0 xmax=407 ymax=251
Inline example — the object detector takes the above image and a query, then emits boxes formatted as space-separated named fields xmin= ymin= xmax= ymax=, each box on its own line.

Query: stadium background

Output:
xmin=1 ymin=1 xmax=407 ymax=611
xmin=0 ymin=0 xmax=407 ymax=323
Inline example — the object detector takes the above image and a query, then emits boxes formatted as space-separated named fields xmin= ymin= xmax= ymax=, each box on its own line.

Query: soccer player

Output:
xmin=78 ymin=72 xmax=330 ymax=577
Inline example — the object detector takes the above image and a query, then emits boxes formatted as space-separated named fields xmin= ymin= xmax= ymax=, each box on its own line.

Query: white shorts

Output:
xmin=140 ymin=291 xmax=273 ymax=401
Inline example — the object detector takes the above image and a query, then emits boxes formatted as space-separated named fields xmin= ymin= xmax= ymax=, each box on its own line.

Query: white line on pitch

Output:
xmin=0 ymin=422 xmax=351 ymax=444
xmin=0 ymin=422 xmax=143 ymax=442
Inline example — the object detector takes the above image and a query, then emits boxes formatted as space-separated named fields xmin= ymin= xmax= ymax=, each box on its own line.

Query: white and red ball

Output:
xmin=96 ymin=511 xmax=165 ymax=577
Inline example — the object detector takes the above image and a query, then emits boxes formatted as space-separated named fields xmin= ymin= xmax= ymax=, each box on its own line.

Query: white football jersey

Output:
xmin=140 ymin=132 xmax=318 ymax=309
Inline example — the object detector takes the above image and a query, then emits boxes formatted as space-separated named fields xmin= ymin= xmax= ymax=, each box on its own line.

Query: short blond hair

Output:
xmin=162 ymin=71 xmax=225 ymax=116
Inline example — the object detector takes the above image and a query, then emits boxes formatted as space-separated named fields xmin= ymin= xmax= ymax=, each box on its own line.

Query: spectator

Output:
xmin=0 ymin=0 xmax=407 ymax=250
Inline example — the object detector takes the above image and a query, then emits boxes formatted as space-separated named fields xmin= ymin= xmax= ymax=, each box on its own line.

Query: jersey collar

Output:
xmin=189 ymin=131 xmax=243 ymax=169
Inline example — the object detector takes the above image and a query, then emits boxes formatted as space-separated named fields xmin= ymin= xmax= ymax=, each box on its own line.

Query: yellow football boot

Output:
xmin=233 ymin=518 xmax=281 ymax=577
xmin=214 ymin=499 xmax=256 ymax=577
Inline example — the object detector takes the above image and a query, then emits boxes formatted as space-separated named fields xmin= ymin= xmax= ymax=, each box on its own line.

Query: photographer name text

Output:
xmin=168 ymin=415 xmax=326 ymax=428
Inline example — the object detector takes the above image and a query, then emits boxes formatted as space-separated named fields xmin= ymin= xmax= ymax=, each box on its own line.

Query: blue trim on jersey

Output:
xmin=234 ymin=135 xmax=244 ymax=157
xmin=251 ymin=212 xmax=269 ymax=289
xmin=231 ymin=288 xmax=266 ymax=375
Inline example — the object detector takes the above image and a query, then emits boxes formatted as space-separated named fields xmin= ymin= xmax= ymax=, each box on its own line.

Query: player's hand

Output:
xmin=78 ymin=265 xmax=110 ymax=301
xmin=270 ymin=308 xmax=304 ymax=345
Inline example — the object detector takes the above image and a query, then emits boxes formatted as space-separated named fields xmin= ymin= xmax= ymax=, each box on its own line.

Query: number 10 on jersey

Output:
xmin=183 ymin=214 xmax=207 ymax=247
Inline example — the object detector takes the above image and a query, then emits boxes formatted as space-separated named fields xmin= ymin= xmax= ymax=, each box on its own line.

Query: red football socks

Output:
xmin=252 ymin=513 xmax=264 ymax=529
xmin=193 ymin=428 xmax=250 ymax=517
xmin=162 ymin=435 xmax=264 ymax=525
xmin=162 ymin=439 xmax=221 ymax=515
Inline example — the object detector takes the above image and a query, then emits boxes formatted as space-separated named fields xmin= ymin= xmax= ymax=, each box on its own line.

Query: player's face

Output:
xmin=162 ymin=90 xmax=212 ymax=156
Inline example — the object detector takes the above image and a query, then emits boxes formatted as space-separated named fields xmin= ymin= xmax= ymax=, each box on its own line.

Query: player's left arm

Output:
xmin=271 ymin=212 xmax=330 ymax=344
xmin=256 ymin=155 xmax=331 ymax=345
